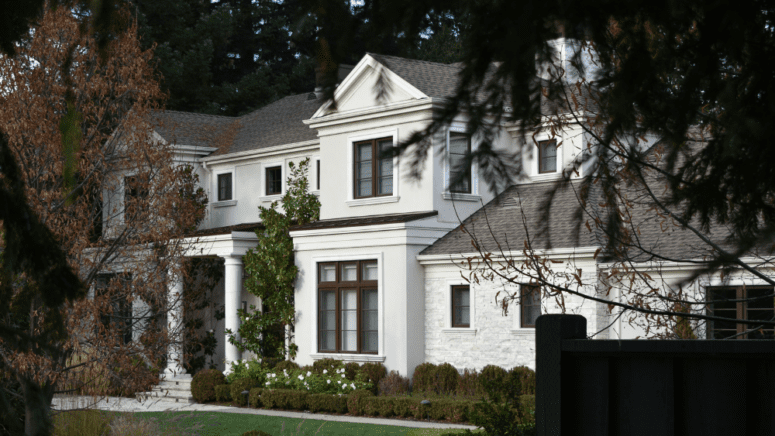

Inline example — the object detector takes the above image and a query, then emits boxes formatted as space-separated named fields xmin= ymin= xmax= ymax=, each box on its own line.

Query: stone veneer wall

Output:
xmin=423 ymin=261 xmax=600 ymax=371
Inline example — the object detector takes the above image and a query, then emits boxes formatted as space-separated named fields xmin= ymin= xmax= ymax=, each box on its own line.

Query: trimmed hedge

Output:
xmin=307 ymin=393 xmax=348 ymax=414
xmin=260 ymin=389 xmax=309 ymax=410
xmin=215 ymin=384 xmax=231 ymax=402
xmin=357 ymin=363 xmax=387 ymax=395
xmin=191 ymin=369 xmax=226 ymax=403
xmin=510 ymin=366 xmax=536 ymax=396
xmin=249 ymin=388 xmax=263 ymax=408
xmin=411 ymin=362 xmax=437 ymax=394
xmin=346 ymin=389 xmax=373 ymax=415
xmin=231 ymin=378 xmax=261 ymax=406
xmin=274 ymin=360 xmax=300 ymax=372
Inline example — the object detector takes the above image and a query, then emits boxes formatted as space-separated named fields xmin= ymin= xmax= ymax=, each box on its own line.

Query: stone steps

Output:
xmin=137 ymin=374 xmax=195 ymax=404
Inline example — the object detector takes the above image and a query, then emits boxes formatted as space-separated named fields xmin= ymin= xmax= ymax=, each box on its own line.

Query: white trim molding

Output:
xmin=445 ymin=278 xmax=476 ymax=333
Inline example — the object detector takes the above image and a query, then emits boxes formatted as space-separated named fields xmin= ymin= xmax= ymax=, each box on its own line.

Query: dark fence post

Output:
xmin=536 ymin=314 xmax=587 ymax=436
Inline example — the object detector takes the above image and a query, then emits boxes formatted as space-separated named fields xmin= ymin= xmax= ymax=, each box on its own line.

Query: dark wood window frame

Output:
xmin=451 ymin=285 xmax=470 ymax=328
xmin=95 ymin=273 xmax=133 ymax=344
xmin=707 ymin=286 xmax=775 ymax=339
xmin=353 ymin=137 xmax=393 ymax=199
xmin=538 ymin=139 xmax=558 ymax=174
xmin=520 ymin=284 xmax=541 ymax=328
xmin=318 ymin=260 xmax=379 ymax=354
xmin=448 ymin=132 xmax=472 ymax=194
xmin=217 ymin=173 xmax=233 ymax=201
xmin=265 ymin=166 xmax=282 ymax=195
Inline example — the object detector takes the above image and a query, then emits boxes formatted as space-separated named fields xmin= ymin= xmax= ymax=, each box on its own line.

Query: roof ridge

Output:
xmin=155 ymin=109 xmax=236 ymax=119
xmin=367 ymin=52 xmax=463 ymax=69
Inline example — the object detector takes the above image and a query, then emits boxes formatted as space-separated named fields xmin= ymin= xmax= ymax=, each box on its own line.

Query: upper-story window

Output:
xmin=520 ymin=284 xmax=541 ymax=328
xmin=354 ymin=138 xmax=393 ymax=199
xmin=266 ymin=166 xmax=282 ymax=195
xmin=124 ymin=175 xmax=148 ymax=224
xmin=538 ymin=139 xmax=558 ymax=174
xmin=449 ymin=132 xmax=472 ymax=193
xmin=217 ymin=173 xmax=233 ymax=201
xmin=316 ymin=159 xmax=321 ymax=191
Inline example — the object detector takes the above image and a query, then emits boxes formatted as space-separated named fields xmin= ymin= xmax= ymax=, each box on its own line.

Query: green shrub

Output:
xmin=378 ymin=370 xmax=411 ymax=396
xmin=360 ymin=396 xmax=381 ymax=417
xmin=467 ymin=370 xmax=536 ymax=436
xmin=435 ymin=363 xmax=461 ymax=395
xmin=215 ymin=384 xmax=232 ymax=402
xmin=227 ymin=359 xmax=270 ymax=384
xmin=249 ymin=387 xmax=264 ymax=407
xmin=261 ymin=357 xmax=283 ymax=370
xmin=312 ymin=358 xmax=340 ymax=375
xmin=299 ymin=365 xmax=314 ymax=375
xmin=457 ymin=368 xmax=482 ymax=398
xmin=376 ymin=397 xmax=396 ymax=417
xmin=275 ymin=360 xmax=300 ymax=372
xmin=428 ymin=399 xmax=473 ymax=423
xmin=479 ymin=365 xmax=509 ymax=398
xmin=412 ymin=362 xmax=437 ymax=394
xmin=307 ymin=393 xmax=349 ymax=414
xmin=346 ymin=389 xmax=373 ymax=415
xmin=241 ymin=431 xmax=273 ymax=436
xmin=343 ymin=362 xmax=360 ymax=380
xmin=191 ymin=369 xmax=227 ymax=403
xmin=356 ymin=362 xmax=386 ymax=394
xmin=230 ymin=377 xmax=261 ymax=406
xmin=392 ymin=397 xmax=420 ymax=418
xmin=510 ymin=366 xmax=536 ymax=396
xmin=260 ymin=389 xmax=309 ymax=410
xmin=520 ymin=395 xmax=536 ymax=423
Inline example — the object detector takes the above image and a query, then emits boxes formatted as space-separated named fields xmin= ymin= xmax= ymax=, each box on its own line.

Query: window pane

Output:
xmin=320 ymin=265 xmax=336 ymax=282
xmin=362 ymin=289 xmax=378 ymax=310
xmin=455 ymin=306 xmax=470 ymax=325
xmin=362 ymin=332 xmax=378 ymax=353
xmin=266 ymin=167 xmax=281 ymax=195
xmin=378 ymin=141 xmax=393 ymax=195
xmin=362 ymin=262 xmax=378 ymax=281
xmin=379 ymin=177 xmax=393 ymax=195
xmin=747 ymin=288 xmax=775 ymax=310
xmin=218 ymin=173 xmax=232 ymax=201
xmin=358 ymin=179 xmax=372 ymax=197
xmin=322 ymin=331 xmax=336 ymax=350
xmin=321 ymin=310 xmax=336 ymax=330
xmin=341 ymin=263 xmax=357 ymax=281
xmin=358 ymin=160 xmax=372 ymax=179
xmin=358 ymin=143 xmax=372 ymax=161
xmin=539 ymin=140 xmax=557 ymax=173
xmin=449 ymin=133 xmax=469 ymax=155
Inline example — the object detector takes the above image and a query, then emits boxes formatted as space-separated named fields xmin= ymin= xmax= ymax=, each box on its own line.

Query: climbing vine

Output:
xmin=229 ymin=158 xmax=320 ymax=359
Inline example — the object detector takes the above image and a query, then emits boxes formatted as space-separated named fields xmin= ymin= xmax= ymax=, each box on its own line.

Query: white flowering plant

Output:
xmin=226 ymin=359 xmax=271 ymax=384
xmin=263 ymin=366 xmax=372 ymax=395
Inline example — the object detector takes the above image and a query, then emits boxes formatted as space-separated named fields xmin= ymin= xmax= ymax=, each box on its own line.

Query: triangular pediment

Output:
xmin=311 ymin=54 xmax=428 ymax=118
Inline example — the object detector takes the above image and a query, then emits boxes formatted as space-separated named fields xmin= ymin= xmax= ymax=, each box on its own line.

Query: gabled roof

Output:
xmin=152 ymin=93 xmax=321 ymax=155
xmin=367 ymin=54 xmax=463 ymax=99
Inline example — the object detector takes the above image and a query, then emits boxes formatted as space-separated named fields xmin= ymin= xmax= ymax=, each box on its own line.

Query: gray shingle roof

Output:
xmin=368 ymin=54 xmax=463 ymax=99
xmin=152 ymin=93 xmax=321 ymax=155
xmin=421 ymin=180 xmax=598 ymax=256
xmin=291 ymin=211 xmax=438 ymax=232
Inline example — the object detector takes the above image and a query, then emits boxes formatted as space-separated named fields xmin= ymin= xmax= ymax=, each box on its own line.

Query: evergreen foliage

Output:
xmin=230 ymin=158 xmax=320 ymax=359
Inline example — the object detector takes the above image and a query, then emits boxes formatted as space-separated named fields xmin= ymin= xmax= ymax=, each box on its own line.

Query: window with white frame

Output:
xmin=537 ymin=139 xmax=558 ymax=174
xmin=451 ymin=285 xmax=470 ymax=328
xmin=265 ymin=165 xmax=282 ymax=196
xmin=520 ymin=284 xmax=541 ymax=328
xmin=449 ymin=133 xmax=472 ymax=194
xmin=217 ymin=173 xmax=233 ymax=201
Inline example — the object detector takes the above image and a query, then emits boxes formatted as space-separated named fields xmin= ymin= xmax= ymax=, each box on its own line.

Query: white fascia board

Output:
xmin=201 ymin=139 xmax=320 ymax=165
xmin=290 ymin=222 xmax=458 ymax=251
xmin=305 ymin=99 xmax=441 ymax=131
xmin=181 ymin=232 xmax=259 ymax=258
xmin=171 ymin=144 xmax=218 ymax=164
xmin=598 ymin=256 xmax=775 ymax=274
xmin=417 ymin=246 xmax=601 ymax=265
xmin=310 ymin=54 xmax=429 ymax=120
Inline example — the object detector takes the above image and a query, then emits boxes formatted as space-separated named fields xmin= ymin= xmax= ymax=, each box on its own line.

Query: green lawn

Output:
xmin=132 ymin=411 xmax=479 ymax=436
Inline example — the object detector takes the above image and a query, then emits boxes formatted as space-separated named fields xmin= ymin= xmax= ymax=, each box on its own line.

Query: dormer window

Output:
xmin=217 ymin=173 xmax=233 ymax=201
xmin=449 ymin=132 xmax=472 ymax=193
xmin=354 ymin=138 xmax=393 ymax=198
xmin=538 ymin=139 xmax=558 ymax=174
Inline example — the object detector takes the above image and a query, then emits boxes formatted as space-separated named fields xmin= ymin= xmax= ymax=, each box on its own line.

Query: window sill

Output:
xmin=260 ymin=194 xmax=283 ymax=202
xmin=442 ymin=328 xmax=477 ymax=335
xmin=346 ymin=196 xmax=399 ymax=207
xmin=442 ymin=192 xmax=481 ymax=202
xmin=212 ymin=200 xmax=237 ymax=208
xmin=530 ymin=172 xmax=562 ymax=182
xmin=311 ymin=353 xmax=386 ymax=362
xmin=510 ymin=329 xmax=536 ymax=336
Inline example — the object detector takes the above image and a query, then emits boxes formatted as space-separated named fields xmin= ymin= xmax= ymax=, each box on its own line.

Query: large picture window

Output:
xmin=318 ymin=260 xmax=378 ymax=354
xmin=707 ymin=286 xmax=775 ymax=339
xmin=354 ymin=138 xmax=393 ymax=198
xmin=520 ymin=284 xmax=541 ymax=328
xmin=448 ymin=132 xmax=472 ymax=193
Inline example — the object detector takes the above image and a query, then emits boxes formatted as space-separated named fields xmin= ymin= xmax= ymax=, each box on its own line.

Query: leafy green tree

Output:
xmin=230 ymin=158 xmax=320 ymax=360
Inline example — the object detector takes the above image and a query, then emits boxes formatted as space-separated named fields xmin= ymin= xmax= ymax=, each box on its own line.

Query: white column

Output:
xmin=164 ymin=262 xmax=186 ymax=378
xmin=223 ymin=254 xmax=243 ymax=374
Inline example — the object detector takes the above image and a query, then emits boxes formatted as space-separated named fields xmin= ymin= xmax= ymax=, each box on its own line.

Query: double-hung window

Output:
xmin=538 ymin=139 xmax=558 ymax=174
xmin=354 ymin=138 xmax=393 ymax=198
xmin=520 ymin=285 xmax=541 ymax=328
xmin=266 ymin=166 xmax=282 ymax=195
xmin=451 ymin=285 xmax=470 ymax=328
xmin=318 ymin=261 xmax=378 ymax=354
xmin=449 ymin=132 xmax=472 ymax=193
xmin=707 ymin=286 xmax=775 ymax=339
xmin=217 ymin=173 xmax=233 ymax=201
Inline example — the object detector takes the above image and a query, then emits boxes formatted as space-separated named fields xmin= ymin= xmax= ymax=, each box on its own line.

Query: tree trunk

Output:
xmin=22 ymin=378 xmax=54 ymax=436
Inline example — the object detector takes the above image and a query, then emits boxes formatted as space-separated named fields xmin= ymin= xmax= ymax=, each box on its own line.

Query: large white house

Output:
xmin=142 ymin=43 xmax=775 ymax=379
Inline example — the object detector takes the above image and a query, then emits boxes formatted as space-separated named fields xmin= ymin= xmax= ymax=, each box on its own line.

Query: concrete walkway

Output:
xmin=52 ymin=395 xmax=479 ymax=430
